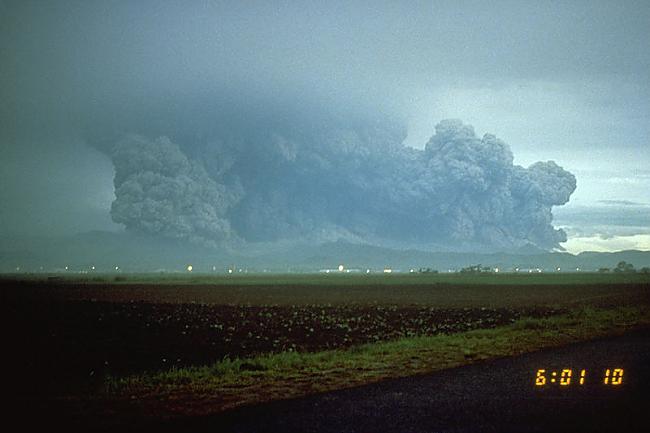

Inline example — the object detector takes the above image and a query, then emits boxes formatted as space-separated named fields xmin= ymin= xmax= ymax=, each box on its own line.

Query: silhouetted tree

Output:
xmin=418 ymin=268 xmax=439 ymax=274
xmin=460 ymin=264 xmax=489 ymax=274
xmin=613 ymin=261 xmax=635 ymax=273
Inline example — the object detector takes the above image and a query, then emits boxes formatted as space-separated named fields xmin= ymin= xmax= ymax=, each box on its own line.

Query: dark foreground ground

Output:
xmin=13 ymin=329 xmax=649 ymax=432
xmin=119 ymin=328 xmax=649 ymax=433
xmin=5 ymin=299 xmax=558 ymax=395
xmin=4 ymin=276 xmax=597 ymax=395
xmin=3 ymin=275 xmax=648 ymax=432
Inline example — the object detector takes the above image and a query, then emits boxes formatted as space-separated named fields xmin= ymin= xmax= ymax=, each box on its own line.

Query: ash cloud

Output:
xmin=110 ymin=135 xmax=240 ymax=247
xmin=110 ymin=116 xmax=576 ymax=251
xmin=2 ymin=1 xmax=647 ymax=253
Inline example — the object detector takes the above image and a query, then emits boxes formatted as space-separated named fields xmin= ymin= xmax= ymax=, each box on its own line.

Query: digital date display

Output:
xmin=535 ymin=368 xmax=624 ymax=386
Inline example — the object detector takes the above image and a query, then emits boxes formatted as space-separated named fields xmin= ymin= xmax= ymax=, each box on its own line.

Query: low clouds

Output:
xmin=110 ymin=118 xmax=576 ymax=251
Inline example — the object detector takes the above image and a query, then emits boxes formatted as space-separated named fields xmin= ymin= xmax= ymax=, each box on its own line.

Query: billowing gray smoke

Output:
xmin=110 ymin=118 xmax=576 ymax=251
xmin=110 ymin=135 xmax=240 ymax=247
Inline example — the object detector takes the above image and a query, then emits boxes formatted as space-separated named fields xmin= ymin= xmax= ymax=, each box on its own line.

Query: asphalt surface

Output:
xmin=20 ymin=328 xmax=650 ymax=433
xmin=156 ymin=328 xmax=650 ymax=433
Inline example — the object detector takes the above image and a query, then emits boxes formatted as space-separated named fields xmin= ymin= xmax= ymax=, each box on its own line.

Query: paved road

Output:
xmin=23 ymin=329 xmax=650 ymax=432
xmin=156 ymin=328 xmax=650 ymax=433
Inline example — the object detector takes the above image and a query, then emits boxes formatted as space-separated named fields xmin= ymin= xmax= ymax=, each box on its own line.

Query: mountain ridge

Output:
xmin=1 ymin=231 xmax=648 ymax=273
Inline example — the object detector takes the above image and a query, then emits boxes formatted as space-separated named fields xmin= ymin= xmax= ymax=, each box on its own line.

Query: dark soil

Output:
xmin=2 ymin=297 xmax=560 ymax=397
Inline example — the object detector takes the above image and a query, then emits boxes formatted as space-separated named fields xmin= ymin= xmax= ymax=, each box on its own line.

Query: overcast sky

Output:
xmin=1 ymin=0 xmax=649 ymax=252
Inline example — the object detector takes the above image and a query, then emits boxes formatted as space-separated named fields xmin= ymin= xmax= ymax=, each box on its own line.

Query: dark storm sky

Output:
xmin=1 ymin=0 xmax=649 ymax=251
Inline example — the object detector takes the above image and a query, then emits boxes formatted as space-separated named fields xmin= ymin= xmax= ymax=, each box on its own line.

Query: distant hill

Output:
xmin=1 ymin=231 xmax=649 ymax=273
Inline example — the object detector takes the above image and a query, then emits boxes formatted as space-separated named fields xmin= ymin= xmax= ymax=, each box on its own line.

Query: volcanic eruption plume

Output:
xmin=109 ymin=117 xmax=576 ymax=251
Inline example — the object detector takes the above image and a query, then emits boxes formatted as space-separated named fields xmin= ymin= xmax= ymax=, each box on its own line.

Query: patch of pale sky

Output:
xmin=562 ymin=234 xmax=650 ymax=254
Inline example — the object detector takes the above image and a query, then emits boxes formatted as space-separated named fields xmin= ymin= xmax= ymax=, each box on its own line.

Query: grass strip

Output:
xmin=104 ymin=305 xmax=650 ymax=418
